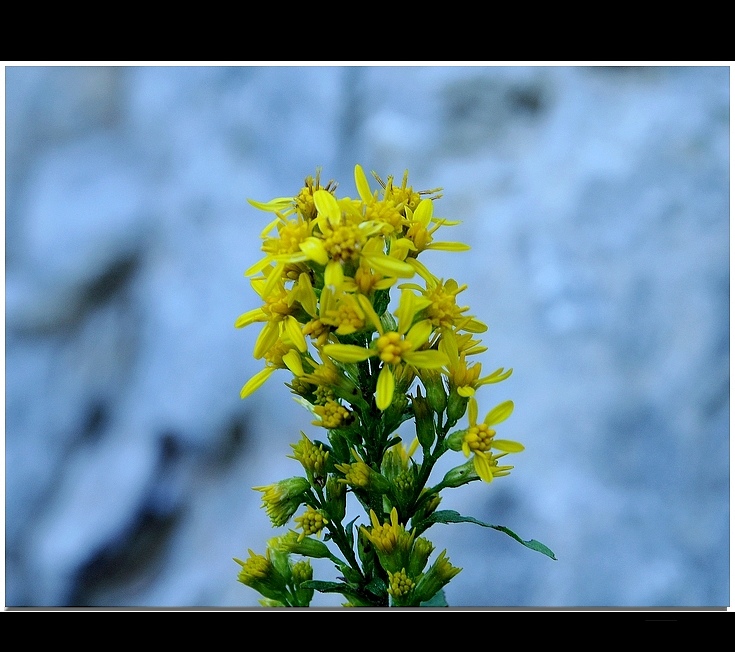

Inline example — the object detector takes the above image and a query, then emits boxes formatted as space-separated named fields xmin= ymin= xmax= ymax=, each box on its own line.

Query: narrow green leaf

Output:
xmin=301 ymin=580 xmax=351 ymax=593
xmin=425 ymin=510 xmax=557 ymax=560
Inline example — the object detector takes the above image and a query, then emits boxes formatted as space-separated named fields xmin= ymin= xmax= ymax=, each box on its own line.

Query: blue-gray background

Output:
xmin=4 ymin=64 xmax=730 ymax=608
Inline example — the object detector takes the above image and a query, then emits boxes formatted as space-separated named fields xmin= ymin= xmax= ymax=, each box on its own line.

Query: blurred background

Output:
xmin=4 ymin=64 xmax=730 ymax=608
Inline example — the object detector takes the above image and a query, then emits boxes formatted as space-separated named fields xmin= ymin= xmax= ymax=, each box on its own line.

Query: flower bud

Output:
xmin=325 ymin=475 xmax=347 ymax=522
xmin=445 ymin=428 xmax=468 ymax=453
xmin=446 ymin=388 xmax=469 ymax=423
xmin=253 ymin=477 xmax=311 ymax=527
xmin=413 ymin=550 xmax=461 ymax=605
xmin=440 ymin=458 xmax=480 ymax=488
xmin=412 ymin=390 xmax=435 ymax=448
xmin=420 ymin=368 xmax=447 ymax=414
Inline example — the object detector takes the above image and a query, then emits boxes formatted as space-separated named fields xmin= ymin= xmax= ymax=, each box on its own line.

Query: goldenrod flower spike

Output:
xmin=234 ymin=165 xmax=554 ymax=608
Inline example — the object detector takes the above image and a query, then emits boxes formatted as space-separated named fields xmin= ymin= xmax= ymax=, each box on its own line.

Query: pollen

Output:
xmin=324 ymin=303 xmax=365 ymax=334
xmin=238 ymin=550 xmax=271 ymax=582
xmin=405 ymin=221 xmax=433 ymax=252
xmin=321 ymin=224 xmax=364 ymax=262
xmin=449 ymin=357 xmax=482 ymax=387
xmin=463 ymin=424 xmax=495 ymax=453
xmin=302 ymin=317 xmax=331 ymax=345
xmin=295 ymin=171 xmax=338 ymax=220
xmin=365 ymin=199 xmax=403 ymax=234
xmin=425 ymin=281 xmax=468 ymax=328
xmin=262 ymin=292 xmax=291 ymax=319
xmin=264 ymin=220 xmax=311 ymax=257
xmin=377 ymin=331 xmax=413 ymax=365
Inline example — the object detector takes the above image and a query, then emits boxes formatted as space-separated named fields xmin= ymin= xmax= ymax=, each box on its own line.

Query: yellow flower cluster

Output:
xmin=236 ymin=165 xmax=510 ymax=421
xmin=234 ymin=165 xmax=547 ymax=608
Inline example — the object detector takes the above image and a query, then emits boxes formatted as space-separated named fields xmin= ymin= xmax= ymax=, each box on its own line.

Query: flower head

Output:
xmin=253 ymin=476 xmax=311 ymax=527
xmin=322 ymin=290 xmax=448 ymax=410
xmin=293 ymin=506 xmax=328 ymax=541
xmin=447 ymin=397 xmax=524 ymax=482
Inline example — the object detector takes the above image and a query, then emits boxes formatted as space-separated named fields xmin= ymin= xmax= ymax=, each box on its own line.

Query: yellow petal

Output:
xmin=364 ymin=253 xmax=416 ymax=279
xmin=456 ymin=385 xmax=475 ymax=398
xmin=395 ymin=289 xmax=418 ymax=335
xmin=247 ymin=197 xmax=294 ymax=212
xmin=405 ymin=257 xmax=437 ymax=283
xmin=462 ymin=318 xmax=488 ymax=333
xmin=299 ymin=237 xmax=329 ymax=266
xmin=413 ymin=198 xmax=433 ymax=227
xmin=253 ymin=322 xmax=280 ymax=359
xmin=313 ymin=189 xmax=341 ymax=225
xmin=262 ymin=263 xmax=285 ymax=298
xmin=356 ymin=294 xmax=383 ymax=334
xmin=492 ymin=439 xmax=525 ymax=453
xmin=427 ymin=241 xmax=471 ymax=252
xmin=404 ymin=319 xmax=433 ymax=348
xmin=324 ymin=260 xmax=344 ymax=288
xmin=296 ymin=273 xmax=318 ymax=317
xmin=354 ymin=164 xmax=373 ymax=204
xmin=244 ymin=256 xmax=272 ymax=277
xmin=375 ymin=364 xmax=395 ymax=411
xmin=479 ymin=367 xmax=513 ymax=385
xmin=322 ymin=343 xmax=374 ymax=363
xmin=234 ymin=308 xmax=266 ymax=329
xmin=468 ymin=397 xmax=478 ymax=427
xmin=484 ymin=400 xmax=514 ymax=426
xmin=284 ymin=316 xmax=307 ymax=353
xmin=472 ymin=452 xmax=495 ymax=483
xmin=403 ymin=349 xmax=448 ymax=369
xmin=240 ymin=366 xmax=276 ymax=398
xmin=282 ymin=349 xmax=304 ymax=376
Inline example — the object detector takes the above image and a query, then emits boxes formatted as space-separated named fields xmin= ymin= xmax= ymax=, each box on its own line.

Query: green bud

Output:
xmin=440 ymin=458 xmax=480 ymax=488
xmin=446 ymin=388 xmax=469 ymax=423
xmin=277 ymin=531 xmax=333 ymax=559
xmin=408 ymin=536 xmax=435 ymax=578
xmin=253 ymin=477 xmax=311 ymax=527
xmin=234 ymin=550 xmax=289 ymax=603
xmin=325 ymin=475 xmax=347 ymax=522
xmin=421 ymin=368 xmax=447 ymax=414
xmin=412 ymin=491 xmax=442 ymax=524
xmin=413 ymin=550 xmax=461 ymax=605
xmin=291 ymin=559 xmax=315 ymax=606
xmin=412 ymin=390 xmax=435 ymax=448
xmin=445 ymin=428 xmax=468 ymax=453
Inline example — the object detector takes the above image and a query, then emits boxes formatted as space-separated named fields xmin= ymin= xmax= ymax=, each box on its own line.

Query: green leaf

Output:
xmin=420 ymin=589 xmax=449 ymax=607
xmin=301 ymin=580 xmax=350 ymax=593
xmin=425 ymin=510 xmax=557 ymax=560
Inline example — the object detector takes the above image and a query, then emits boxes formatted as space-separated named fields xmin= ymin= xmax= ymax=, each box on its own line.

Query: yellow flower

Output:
xmin=322 ymin=290 xmax=448 ymax=410
xmin=253 ymin=477 xmax=310 ymax=527
xmin=293 ymin=506 xmax=328 ymax=541
xmin=360 ymin=507 xmax=409 ymax=555
xmin=400 ymin=262 xmax=487 ymax=334
xmin=312 ymin=399 xmax=353 ymax=429
xmin=388 ymin=568 xmax=415 ymax=600
xmin=402 ymin=197 xmax=470 ymax=256
xmin=440 ymin=329 xmax=512 ymax=398
xmin=298 ymin=189 xmax=415 ymax=288
xmin=234 ymin=269 xmax=307 ymax=359
xmin=454 ymin=397 xmax=524 ymax=483
xmin=288 ymin=432 xmax=329 ymax=482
